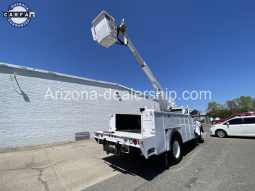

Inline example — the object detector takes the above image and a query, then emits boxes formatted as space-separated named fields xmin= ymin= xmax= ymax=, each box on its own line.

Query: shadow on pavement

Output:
xmin=102 ymin=141 xmax=198 ymax=181
xmin=210 ymin=135 xmax=255 ymax=140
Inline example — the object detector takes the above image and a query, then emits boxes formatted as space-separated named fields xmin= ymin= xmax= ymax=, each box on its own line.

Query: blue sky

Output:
xmin=1 ymin=0 xmax=255 ymax=110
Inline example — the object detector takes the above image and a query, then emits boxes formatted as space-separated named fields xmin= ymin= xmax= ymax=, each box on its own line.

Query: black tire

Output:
xmin=198 ymin=126 xmax=204 ymax=143
xmin=216 ymin=129 xmax=227 ymax=138
xmin=169 ymin=135 xmax=183 ymax=164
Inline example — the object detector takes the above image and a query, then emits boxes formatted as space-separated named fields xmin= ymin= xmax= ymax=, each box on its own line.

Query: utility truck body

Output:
xmin=95 ymin=109 xmax=198 ymax=161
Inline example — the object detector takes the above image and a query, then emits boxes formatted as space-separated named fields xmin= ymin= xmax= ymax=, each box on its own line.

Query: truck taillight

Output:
xmin=133 ymin=139 xmax=139 ymax=145
xmin=129 ymin=139 xmax=140 ymax=145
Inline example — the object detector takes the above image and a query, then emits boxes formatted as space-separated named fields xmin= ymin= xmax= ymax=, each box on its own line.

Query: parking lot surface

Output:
xmin=85 ymin=126 xmax=255 ymax=191
xmin=1 ymin=125 xmax=255 ymax=191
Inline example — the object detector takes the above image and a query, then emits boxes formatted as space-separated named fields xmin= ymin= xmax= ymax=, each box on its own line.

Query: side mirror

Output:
xmin=225 ymin=122 xmax=229 ymax=126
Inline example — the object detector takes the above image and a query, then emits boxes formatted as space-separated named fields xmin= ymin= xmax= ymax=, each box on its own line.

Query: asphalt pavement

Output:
xmin=84 ymin=125 xmax=255 ymax=191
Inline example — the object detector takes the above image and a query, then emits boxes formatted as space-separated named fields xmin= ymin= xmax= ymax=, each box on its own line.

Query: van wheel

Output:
xmin=216 ymin=129 xmax=227 ymax=138
xmin=169 ymin=136 xmax=183 ymax=164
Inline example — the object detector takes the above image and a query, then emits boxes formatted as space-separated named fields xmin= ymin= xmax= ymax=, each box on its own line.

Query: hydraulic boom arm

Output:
xmin=125 ymin=37 xmax=168 ymax=111
xmin=91 ymin=11 xmax=171 ymax=111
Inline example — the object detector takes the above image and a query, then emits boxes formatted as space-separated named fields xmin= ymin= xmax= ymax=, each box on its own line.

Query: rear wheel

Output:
xmin=216 ymin=129 xmax=227 ymax=138
xmin=169 ymin=136 xmax=183 ymax=164
xmin=198 ymin=126 xmax=204 ymax=143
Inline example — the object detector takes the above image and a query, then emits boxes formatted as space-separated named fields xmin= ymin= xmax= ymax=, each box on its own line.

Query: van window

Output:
xmin=244 ymin=117 xmax=255 ymax=124
xmin=227 ymin=118 xmax=243 ymax=125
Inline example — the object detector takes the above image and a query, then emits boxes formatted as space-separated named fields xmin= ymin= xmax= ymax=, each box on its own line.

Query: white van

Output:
xmin=210 ymin=116 xmax=255 ymax=137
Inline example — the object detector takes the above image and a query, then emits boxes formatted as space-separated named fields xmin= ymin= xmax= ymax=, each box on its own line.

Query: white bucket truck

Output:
xmin=91 ymin=11 xmax=203 ymax=164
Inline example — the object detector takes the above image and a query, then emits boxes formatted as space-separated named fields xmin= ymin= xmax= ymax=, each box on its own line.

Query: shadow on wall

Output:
xmin=10 ymin=73 xmax=30 ymax=103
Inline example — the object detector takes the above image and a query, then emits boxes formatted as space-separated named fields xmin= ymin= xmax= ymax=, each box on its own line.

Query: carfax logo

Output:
xmin=3 ymin=2 xmax=35 ymax=28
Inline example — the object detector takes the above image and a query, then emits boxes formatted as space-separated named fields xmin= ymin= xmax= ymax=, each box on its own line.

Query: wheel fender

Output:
xmin=216 ymin=129 xmax=228 ymax=136
xmin=166 ymin=128 xmax=183 ymax=151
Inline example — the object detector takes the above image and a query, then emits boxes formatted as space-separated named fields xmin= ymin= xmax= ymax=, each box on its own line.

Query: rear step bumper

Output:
xmin=94 ymin=131 xmax=142 ymax=148
xmin=94 ymin=131 xmax=156 ymax=159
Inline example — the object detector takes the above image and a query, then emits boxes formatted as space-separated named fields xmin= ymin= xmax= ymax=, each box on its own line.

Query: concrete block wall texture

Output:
xmin=0 ymin=63 xmax=159 ymax=148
